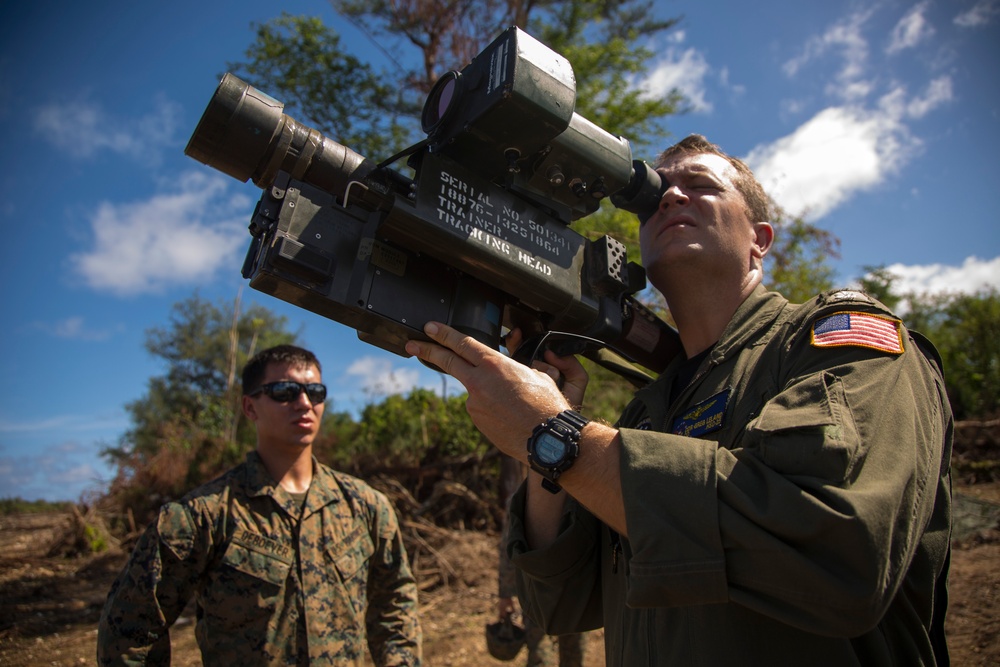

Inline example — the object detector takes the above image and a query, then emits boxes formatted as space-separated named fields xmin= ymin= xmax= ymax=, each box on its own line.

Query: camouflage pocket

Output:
xmin=326 ymin=526 xmax=375 ymax=616
xmin=222 ymin=530 xmax=294 ymax=586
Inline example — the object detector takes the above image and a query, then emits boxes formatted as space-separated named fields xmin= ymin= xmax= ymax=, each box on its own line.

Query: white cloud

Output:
xmin=745 ymin=106 xmax=920 ymax=219
xmin=886 ymin=1 xmax=936 ymax=54
xmin=29 ymin=316 xmax=122 ymax=341
xmin=876 ymin=256 xmax=1000 ymax=296
xmin=905 ymin=76 xmax=954 ymax=118
xmin=33 ymin=95 xmax=181 ymax=164
xmin=344 ymin=356 xmax=422 ymax=397
xmin=954 ymin=0 xmax=999 ymax=27
xmin=718 ymin=67 xmax=746 ymax=98
xmin=749 ymin=8 xmax=955 ymax=222
xmin=69 ymin=171 xmax=249 ymax=296
xmin=877 ymin=75 xmax=953 ymax=121
xmin=50 ymin=461 xmax=103 ymax=488
xmin=666 ymin=29 xmax=687 ymax=44
xmin=639 ymin=47 xmax=713 ymax=112
xmin=783 ymin=8 xmax=875 ymax=103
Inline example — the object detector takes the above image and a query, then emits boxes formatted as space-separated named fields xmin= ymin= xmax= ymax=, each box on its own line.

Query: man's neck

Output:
xmin=659 ymin=270 xmax=762 ymax=358
xmin=257 ymin=444 xmax=314 ymax=494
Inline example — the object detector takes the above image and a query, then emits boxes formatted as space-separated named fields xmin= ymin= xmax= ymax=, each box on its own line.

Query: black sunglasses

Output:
xmin=248 ymin=381 xmax=327 ymax=404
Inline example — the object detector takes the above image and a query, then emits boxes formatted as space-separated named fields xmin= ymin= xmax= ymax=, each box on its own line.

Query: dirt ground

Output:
xmin=0 ymin=485 xmax=997 ymax=666
xmin=0 ymin=511 xmax=605 ymax=667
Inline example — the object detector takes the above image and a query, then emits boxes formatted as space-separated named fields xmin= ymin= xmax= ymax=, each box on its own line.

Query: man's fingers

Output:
xmin=405 ymin=337 xmax=462 ymax=377
xmin=404 ymin=322 xmax=492 ymax=381
xmin=531 ymin=360 xmax=561 ymax=385
xmin=424 ymin=321 xmax=492 ymax=365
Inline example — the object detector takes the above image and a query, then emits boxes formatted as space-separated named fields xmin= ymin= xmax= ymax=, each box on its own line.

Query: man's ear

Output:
xmin=242 ymin=395 xmax=258 ymax=422
xmin=752 ymin=222 xmax=775 ymax=259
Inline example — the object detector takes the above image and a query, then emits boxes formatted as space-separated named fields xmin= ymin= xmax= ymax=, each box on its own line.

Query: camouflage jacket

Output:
xmin=98 ymin=451 xmax=421 ymax=666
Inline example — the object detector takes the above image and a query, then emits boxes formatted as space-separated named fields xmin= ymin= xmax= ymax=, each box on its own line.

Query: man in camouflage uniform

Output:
xmin=406 ymin=135 xmax=952 ymax=665
xmin=98 ymin=345 xmax=421 ymax=666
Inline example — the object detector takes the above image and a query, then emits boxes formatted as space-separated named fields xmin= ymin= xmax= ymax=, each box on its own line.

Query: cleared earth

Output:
xmin=0 ymin=484 xmax=997 ymax=666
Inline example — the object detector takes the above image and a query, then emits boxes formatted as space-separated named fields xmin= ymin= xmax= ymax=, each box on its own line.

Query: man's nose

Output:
xmin=292 ymin=390 xmax=315 ymax=408
xmin=659 ymin=185 xmax=690 ymax=210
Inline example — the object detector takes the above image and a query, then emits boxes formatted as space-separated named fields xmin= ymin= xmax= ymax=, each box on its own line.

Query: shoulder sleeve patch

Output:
xmin=825 ymin=289 xmax=873 ymax=304
xmin=811 ymin=311 xmax=904 ymax=354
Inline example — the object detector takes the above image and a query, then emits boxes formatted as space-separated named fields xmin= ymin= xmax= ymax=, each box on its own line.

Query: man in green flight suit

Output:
xmin=98 ymin=344 xmax=422 ymax=666
xmin=405 ymin=135 xmax=952 ymax=665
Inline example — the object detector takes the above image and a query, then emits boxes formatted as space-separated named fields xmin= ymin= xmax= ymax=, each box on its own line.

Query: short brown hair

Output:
xmin=655 ymin=134 xmax=771 ymax=223
xmin=242 ymin=345 xmax=321 ymax=395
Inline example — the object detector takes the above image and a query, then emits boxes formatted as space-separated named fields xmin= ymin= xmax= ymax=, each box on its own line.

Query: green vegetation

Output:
xmin=861 ymin=268 xmax=1000 ymax=421
xmin=766 ymin=209 xmax=840 ymax=303
xmin=83 ymin=522 xmax=110 ymax=553
xmin=904 ymin=289 xmax=999 ymax=420
xmin=0 ymin=497 xmax=72 ymax=515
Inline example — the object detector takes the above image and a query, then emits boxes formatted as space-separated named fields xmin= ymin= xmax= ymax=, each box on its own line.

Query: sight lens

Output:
xmin=422 ymin=72 xmax=460 ymax=135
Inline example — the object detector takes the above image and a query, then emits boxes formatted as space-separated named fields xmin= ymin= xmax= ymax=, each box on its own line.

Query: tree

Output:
xmin=858 ymin=266 xmax=1000 ymax=421
xmin=932 ymin=289 xmax=1000 ymax=419
xmin=332 ymin=0 xmax=684 ymax=147
xmin=227 ymin=13 xmax=413 ymax=158
xmin=900 ymin=288 xmax=1000 ymax=420
xmin=230 ymin=1 xmax=685 ymax=160
xmin=526 ymin=1 xmax=684 ymax=149
xmin=764 ymin=205 xmax=840 ymax=303
xmin=317 ymin=388 xmax=489 ymax=470
xmin=857 ymin=265 xmax=903 ymax=312
xmin=102 ymin=293 xmax=297 ymax=522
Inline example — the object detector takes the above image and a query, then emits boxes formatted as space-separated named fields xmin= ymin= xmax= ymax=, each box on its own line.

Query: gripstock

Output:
xmin=185 ymin=26 xmax=678 ymax=381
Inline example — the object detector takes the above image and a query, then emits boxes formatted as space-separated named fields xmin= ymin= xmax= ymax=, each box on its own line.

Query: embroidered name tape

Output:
xmin=233 ymin=529 xmax=294 ymax=562
xmin=673 ymin=389 xmax=730 ymax=437
xmin=811 ymin=311 xmax=903 ymax=354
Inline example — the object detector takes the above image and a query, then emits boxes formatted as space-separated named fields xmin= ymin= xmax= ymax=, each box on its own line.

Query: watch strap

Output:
xmin=540 ymin=478 xmax=563 ymax=494
xmin=557 ymin=409 xmax=589 ymax=430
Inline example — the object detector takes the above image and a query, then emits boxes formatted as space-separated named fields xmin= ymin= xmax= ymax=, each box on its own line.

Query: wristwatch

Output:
xmin=526 ymin=410 xmax=590 ymax=493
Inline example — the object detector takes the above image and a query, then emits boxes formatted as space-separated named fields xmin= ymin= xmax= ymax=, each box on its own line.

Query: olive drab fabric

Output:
xmin=498 ymin=454 xmax=585 ymax=667
xmin=508 ymin=286 xmax=952 ymax=666
xmin=98 ymin=451 xmax=421 ymax=666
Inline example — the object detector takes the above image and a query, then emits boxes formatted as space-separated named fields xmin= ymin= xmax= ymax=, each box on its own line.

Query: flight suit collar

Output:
xmin=709 ymin=284 xmax=788 ymax=363
xmin=632 ymin=285 xmax=788 ymax=429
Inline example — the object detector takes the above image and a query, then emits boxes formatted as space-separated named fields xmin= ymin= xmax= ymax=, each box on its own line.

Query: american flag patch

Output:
xmin=811 ymin=312 xmax=904 ymax=354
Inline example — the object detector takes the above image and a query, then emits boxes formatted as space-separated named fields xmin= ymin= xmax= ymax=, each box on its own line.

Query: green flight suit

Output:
xmin=508 ymin=286 xmax=952 ymax=666
xmin=98 ymin=451 xmax=421 ymax=666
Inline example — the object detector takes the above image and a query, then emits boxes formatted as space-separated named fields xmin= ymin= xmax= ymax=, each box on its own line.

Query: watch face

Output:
xmin=535 ymin=432 xmax=568 ymax=465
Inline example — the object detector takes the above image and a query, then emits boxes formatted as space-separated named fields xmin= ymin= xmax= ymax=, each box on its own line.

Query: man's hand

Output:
xmin=404 ymin=322 xmax=571 ymax=460
xmin=407 ymin=321 xmax=629 ymax=538
xmin=504 ymin=328 xmax=589 ymax=409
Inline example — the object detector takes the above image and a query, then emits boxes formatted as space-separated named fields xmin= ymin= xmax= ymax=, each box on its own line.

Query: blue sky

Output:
xmin=1 ymin=0 xmax=997 ymax=502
